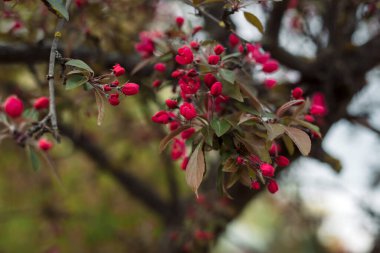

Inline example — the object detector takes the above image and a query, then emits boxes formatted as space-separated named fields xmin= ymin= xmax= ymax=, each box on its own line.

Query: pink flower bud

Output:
xmin=33 ymin=96 xmax=49 ymax=110
xmin=229 ymin=34 xmax=240 ymax=48
xmin=264 ymin=78 xmax=277 ymax=89
xmin=236 ymin=156 xmax=244 ymax=165
xmin=171 ymin=70 xmax=183 ymax=79
xmin=38 ymin=138 xmax=53 ymax=151
xmin=108 ymin=93 xmax=120 ymax=106
xmin=304 ymin=114 xmax=315 ymax=122
xmin=166 ymin=99 xmax=178 ymax=109
xmin=154 ymin=62 xmax=166 ymax=72
xmin=204 ymin=73 xmax=217 ymax=88
xmin=181 ymin=156 xmax=189 ymax=170
xmin=251 ymin=181 xmax=261 ymax=190
xmin=111 ymin=80 xmax=119 ymax=87
xmin=121 ymin=83 xmax=139 ymax=96
xmin=269 ymin=143 xmax=281 ymax=155
xmin=262 ymin=60 xmax=279 ymax=73
xmin=292 ymin=87 xmax=303 ymax=99
xmin=210 ymin=82 xmax=223 ymax=96
xmin=175 ymin=16 xmax=184 ymax=27
xmin=175 ymin=46 xmax=193 ymax=65
xmin=152 ymin=79 xmax=162 ymax=87
xmin=255 ymin=52 xmax=270 ymax=64
xmin=171 ymin=138 xmax=185 ymax=160
xmin=103 ymin=84 xmax=112 ymax=92
xmin=310 ymin=105 xmax=326 ymax=116
xmin=213 ymin=44 xmax=225 ymax=55
xmin=190 ymin=41 xmax=200 ymax=50
xmin=208 ymin=55 xmax=220 ymax=65
xmin=152 ymin=110 xmax=170 ymax=124
xmin=3 ymin=95 xmax=23 ymax=118
xmin=179 ymin=102 xmax=197 ymax=120
xmin=112 ymin=63 xmax=125 ymax=76
xmin=267 ymin=179 xmax=279 ymax=194
xmin=169 ymin=121 xmax=180 ymax=131
xmin=260 ymin=163 xmax=275 ymax=177
xmin=181 ymin=127 xmax=195 ymax=140
xmin=276 ymin=156 xmax=290 ymax=167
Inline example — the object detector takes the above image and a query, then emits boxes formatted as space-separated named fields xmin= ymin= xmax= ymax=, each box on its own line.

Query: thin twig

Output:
xmin=47 ymin=0 xmax=72 ymax=142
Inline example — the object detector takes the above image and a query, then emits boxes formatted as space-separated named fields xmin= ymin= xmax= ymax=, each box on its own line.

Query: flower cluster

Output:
xmin=101 ymin=64 xmax=140 ymax=106
xmin=136 ymin=16 xmax=322 ymax=196
xmin=1 ymin=95 xmax=53 ymax=152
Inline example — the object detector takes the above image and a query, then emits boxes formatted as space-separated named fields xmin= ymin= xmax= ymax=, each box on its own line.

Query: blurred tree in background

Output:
xmin=1 ymin=0 xmax=380 ymax=252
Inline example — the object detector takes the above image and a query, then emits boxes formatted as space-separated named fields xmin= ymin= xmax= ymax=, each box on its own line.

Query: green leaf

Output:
xmin=282 ymin=135 xmax=295 ymax=155
xmin=0 ymin=113 xmax=9 ymax=125
xmin=238 ymin=113 xmax=260 ymax=125
xmin=211 ymin=119 xmax=231 ymax=137
xmin=219 ymin=68 xmax=236 ymax=84
xmin=27 ymin=146 xmax=40 ymax=171
xmin=41 ymin=0 xmax=69 ymax=21
xmin=222 ymin=157 xmax=238 ymax=173
xmin=22 ymin=109 xmax=39 ymax=121
xmin=201 ymin=126 xmax=214 ymax=147
xmin=222 ymin=81 xmax=244 ymax=102
xmin=185 ymin=141 xmax=205 ymax=196
xmin=243 ymin=12 xmax=264 ymax=34
xmin=293 ymin=118 xmax=321 ymax=137
xmin=222 ymin=52 xmax=242 ymax=61
xmin=238 ymin=82 xmax=265 ymax=112
xmin=264 ymin=123 xmax=285 ymax=141
xmin=65 ymin=74 xmax=89 ymax=90
xmin=284 ymin=127 xmax=311 ymax=156
xmin=65 ymin=59 xmax=94 ymax=74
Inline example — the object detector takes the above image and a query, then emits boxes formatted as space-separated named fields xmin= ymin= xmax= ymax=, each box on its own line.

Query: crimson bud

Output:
xmin=166 ymin=99 xmax=178 ymax=109
xmin=213 ymin=44 xmax=225 ymax=55
xmin=151 ymin=110 xmax=171 ymax=124
xmin=154 ymin=62 xmax=166 ymax=72
xmin=38 ymin=138 xmax=53 ymax=151
xmin=3 ymin=95 xmax=23 ymax=118
xmin=208 ymin=55 xmax=220 ymax=65
xmin=33 ymin=96 xmax=49 ymax=110
xmin=267 ymin=179 xmax=279 ymax=194
xmin=108 ymin=93 xmax=120 ymax=106
xmin=251 ymin=181 xmax=261 ymax=190
xmin=112 ymin=63 xmax=125 ymax=76
xmin=292 ymin=87 xmax=304 ymax=99
xmin=179 ymin=102 xmax=197 ymax=120
xmin=260 ymin=163 xmax=275 ymax=177
xmin=210 ymin=82 xmax=223 ymax=96
xmin=276 ymin=156 xmax=290 ymax=167
xmin=121 ymin=83 xmax=139 ymax=96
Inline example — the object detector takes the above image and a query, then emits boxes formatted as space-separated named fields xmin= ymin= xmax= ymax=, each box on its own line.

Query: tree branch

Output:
xmin=46 ymin=0 xmax=72 ymax=141
xmin=345 ymin=114 xmax=380 ymax=137
xmin=261 ymin=0 xmax=314 ymax=76
xmin=59 ymin=123 xmax=173 ymax=221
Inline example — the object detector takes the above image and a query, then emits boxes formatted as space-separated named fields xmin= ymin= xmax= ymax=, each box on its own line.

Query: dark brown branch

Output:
xmin=261 ymin=0 xmax=313 ymax=76
xmin=354 ymin=33 xmax=380 ymax=73
xmin=0 ymin=43 xmax=150 ymax=76
xmin=58 ymin=123 xmax=172 ymax=221
xmin=345 ymin=114 xmax=380 ymax=137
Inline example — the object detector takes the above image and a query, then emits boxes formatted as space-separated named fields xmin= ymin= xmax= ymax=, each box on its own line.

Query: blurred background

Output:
xmin=1 ymin=0 xmax=380 ymax=252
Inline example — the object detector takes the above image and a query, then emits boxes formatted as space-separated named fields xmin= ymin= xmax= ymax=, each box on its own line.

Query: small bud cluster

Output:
xmin=100 ymin=64 xmax=140 ymax=106
xmin=1 ymin=95 xmax=53 ymax=152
